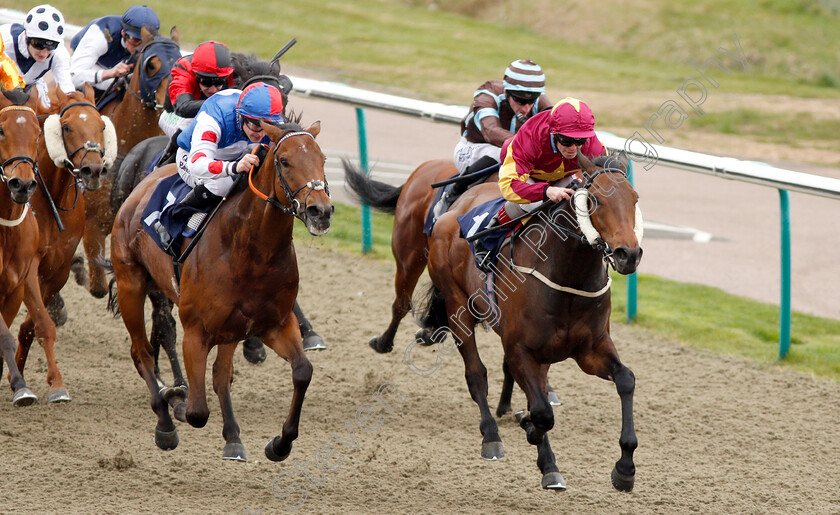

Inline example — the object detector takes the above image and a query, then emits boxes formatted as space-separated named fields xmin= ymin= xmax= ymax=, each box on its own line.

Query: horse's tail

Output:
xmin=92 ymin=254 xmax=120 ymax=317
xmin=342 ymin=158 xmax=403 ymax=214
xmin=415 ymin=283 xmax=448 ymax=331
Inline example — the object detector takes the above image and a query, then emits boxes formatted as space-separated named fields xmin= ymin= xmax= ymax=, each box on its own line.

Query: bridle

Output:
xmin=56 ymin=102 xmax=106 ymax=177
xmin=0 ymin=105 xmax=39 ymax=226
xmin=247 ymin=131 xmax=330 ymax=221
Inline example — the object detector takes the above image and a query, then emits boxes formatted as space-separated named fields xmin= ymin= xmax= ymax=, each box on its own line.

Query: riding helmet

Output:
xmin=121 ymin=5 xmax=160 ymax=39
xmin=503 ymin=59 xmax=545 ymax=101
xmin=236 ymin=82 xmax=284 ymax=125
xmin=24 ymin=4 xmax=65 ymax=43
xmin=192 ymin=41 xmax=234 ymax=79
xmin=548 ymin=97 xmax=596 ymax=139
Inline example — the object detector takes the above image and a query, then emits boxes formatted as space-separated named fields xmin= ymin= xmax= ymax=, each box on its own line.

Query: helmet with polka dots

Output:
xmin=24 ymin=4 xmax=65 ymax=43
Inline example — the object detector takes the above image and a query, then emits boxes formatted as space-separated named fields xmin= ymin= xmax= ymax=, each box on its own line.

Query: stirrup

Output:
xmin=432 ymin=191 xmax=451 ymax=219
xmin=183 ymin=212 xmax=206 ymax=237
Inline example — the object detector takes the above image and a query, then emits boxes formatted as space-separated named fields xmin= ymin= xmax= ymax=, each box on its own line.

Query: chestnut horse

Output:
xmin=78 ymin=27 xmax=180 ymax=298
xmin=421 ymin=153 xmax=641 ymax=490
xmin=110 ymin=121 xmax=332 ymax=461
xmin=0 ymin=88 xmax=43 ymax=406
xmin=13 ymin=85 xmax=116 ymax=403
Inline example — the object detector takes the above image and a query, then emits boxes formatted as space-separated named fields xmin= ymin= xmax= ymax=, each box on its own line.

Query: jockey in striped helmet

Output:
xmin=434 ymin=59 xmax=550 ymax=219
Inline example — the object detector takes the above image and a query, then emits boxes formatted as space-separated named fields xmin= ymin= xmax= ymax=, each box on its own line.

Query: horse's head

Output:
xmin=262 ymin=121 xmax=333 ymax=235
xmin=0 ymin=88 xmax=41 ymax=204
xmin=574 ymin=151 xmax=643 ymax=275
xmin=128 ymin=26 xmax=181 ymax=111
xmin=43 ymin=84 xmax=117 ymax=191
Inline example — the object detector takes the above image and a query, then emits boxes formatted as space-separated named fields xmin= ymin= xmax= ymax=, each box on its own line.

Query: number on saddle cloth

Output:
xmin=456 ymin=197 xmax=510 ymax=265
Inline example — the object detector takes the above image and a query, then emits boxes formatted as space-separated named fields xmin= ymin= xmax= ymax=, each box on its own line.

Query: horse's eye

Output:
xmin=62 ymin=124 xmax=70 ymax=133
xmin=0 ymin=127 xmax=4 ymax=137
xmin=280 ymin=157 xmax=290 ymax=167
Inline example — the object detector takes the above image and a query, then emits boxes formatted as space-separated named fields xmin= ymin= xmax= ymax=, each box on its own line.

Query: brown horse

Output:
xmin=78 ymin=27 xmax=180 ymax=298
xmin=110 ymin=121 xmax=332 ymax=460
xmin=13 ymin=85 xmax=116 ymax=403
xmin=421 ymin=152 xmax=641 ymax=490
xmin=0 ymin=88 xmax=43 ymax=406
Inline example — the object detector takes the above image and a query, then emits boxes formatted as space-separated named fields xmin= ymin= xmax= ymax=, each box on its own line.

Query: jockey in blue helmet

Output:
xmin=69 ymin=5 xmax=160 ymax=94
xmin=175 ymin=82 xmax=284 ymax=206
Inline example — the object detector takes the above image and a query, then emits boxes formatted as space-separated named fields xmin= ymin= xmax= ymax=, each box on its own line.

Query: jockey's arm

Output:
xmin=498 ymin=138 xmax=549 ymax=204
xmin=168 ymin=62 xmax=204 ymax=117
xmin=186 ymin=113 xmax=239 ymax=178
xmin=49 ymin=46 xmax=76 ymax=94
xmin=69 ymin=25 xmax=125 ymax=89
xmin=477 ymin=113 xmax=514 ymax=148
xmin=173 ymin=93 xmax=204 ymax=118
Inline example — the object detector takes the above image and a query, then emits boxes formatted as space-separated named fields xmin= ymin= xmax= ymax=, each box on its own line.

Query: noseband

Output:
xmin=56 ymin=102 xmax=105 ymax=177
xmin=248 ymin=131 xmax=329 ymax=221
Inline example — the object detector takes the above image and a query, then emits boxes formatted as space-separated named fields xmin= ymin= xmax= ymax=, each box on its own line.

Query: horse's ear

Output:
xmin=262 ymin=122 xmax=284 ymax=142
xmin=56 ymin=86 xmax=68 ymax=105
xmin=83 ymin=82 xmax=96 ymax=102
xmin=577 ymin=149 xmax=600 ymax=175
xmin=169 ymin=26 xmax=180 ymax=44
xmin=305 ymin=120 xmax=321 ymax=139
xmin=613 ymin=151 xmax=630 ymax=173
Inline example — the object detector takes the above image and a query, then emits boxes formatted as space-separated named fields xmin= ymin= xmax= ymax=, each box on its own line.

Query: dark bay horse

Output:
xmin=14 ymin=85 xmax=115 ymax=403
xmin=422 ymin=152 xmax=642 ymax=490
xmin=110 ymin=121 xmax=332 ymax=461
xmin=0 ymin=88 xmax=43 ymax=406
xmin=78 ymin=27 xmax=180 ymax=298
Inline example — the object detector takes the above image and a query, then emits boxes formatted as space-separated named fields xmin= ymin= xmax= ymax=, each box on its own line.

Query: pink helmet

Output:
xmin=548 ymin=98 xmax=596 ymax=138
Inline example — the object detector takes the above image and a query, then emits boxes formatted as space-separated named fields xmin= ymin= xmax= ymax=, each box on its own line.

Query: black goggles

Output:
xmin=27 ymin=37 xmax=59 ymax=51
xmin=198 ymin=75 xmax=227 ymax=88
xmin=554 ymin=134 xmax=588 ymax=147
xmin=242 ymin=117 xmax=264 ymax=131
xmin=122 ymin=32 xmax=142 ymax=45
xmin=508 ymin=93 xmax=537 ymax=106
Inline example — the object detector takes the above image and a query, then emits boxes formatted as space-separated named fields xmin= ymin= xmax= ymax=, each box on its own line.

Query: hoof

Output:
xmin=222 ymin=442 xmax=247 ymax=462
xmin=414 ymin=328 xmax=443 ymax=346
xmin=47 ymin=295 xmax=68 ymax=327
xmin=542 ymin=471 xmax=567 ymax=490
xmin=264 ymin=437 xmax=292 ymax=462
xmin=514 ymin=410 xmax=529 ymax=423
xmin=611 ymin=466 xmax=635 ymax=492
xmin=368 ymin=336 xmax=393 ymax=354
xmin=70 ymin=255 xmax=88 ymax=287
xmin=12 ymin=387 xmax=38 ymax=407
xmin=160 ymin=385 xmax=188 ymax=404
xmin=480 ymin=441 xmax=505 ymax=461
xmin=89 ymin=286 xmax=107 ymax=299
xmin=48 ymin=388 xmax=72 ymax=403
xmin=547 ymin=390 xmax=562 ymax=406
xmin=172 ymin=402 xmax=187 ymax=423
xmin=242 ymin=337 xmax=267 ymax=364
xmin=154 ymin=428 xmax=179 ymax=451
xmin=302 ymin=333 xmax=326 ymax=351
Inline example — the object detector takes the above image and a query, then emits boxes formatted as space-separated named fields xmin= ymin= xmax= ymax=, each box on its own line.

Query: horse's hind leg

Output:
xmin=262 ymin=318 xmax=312 ymax=462
xmin=496 ymin=358 xmax=514 ymax=417
xmin=149 ymin=290 xmax=186 ymax=421
xmin=116 ymin=264 xmax=178 ymax=450
xmin=370 ymin=243 xmax=427 ymax=353
xmin=575 ymin=341 xmax=637 ymax=491
xmin=213 ymin=342 xmax=246 ymax=461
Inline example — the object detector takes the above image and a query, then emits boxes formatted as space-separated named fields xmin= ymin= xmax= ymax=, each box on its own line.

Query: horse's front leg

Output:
xmin=81 ymin=187 xmax=113 ymax=298
xmin=576 ymin=338 xmax=637 ymax=492
xmin=18 ymin=268 xmax=66 ymax=402
xmin=0 ymin=289 xmax=36 ymax=406
xmin=507 ymin=354 xmax=565 ymax=489
xmin=261 ymin=315 xmax=312 ymax=462
xmin=182 ymin=323 xmax=211 ymax=429
xmin=212 ymin=342 xmax=245 ymax=461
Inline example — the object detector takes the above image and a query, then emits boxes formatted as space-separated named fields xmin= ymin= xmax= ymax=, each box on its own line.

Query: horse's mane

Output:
xmin=592 ymin=152 xmax=629 ymax=171
xmin=2 ymin=87 xmax=31 ymax=106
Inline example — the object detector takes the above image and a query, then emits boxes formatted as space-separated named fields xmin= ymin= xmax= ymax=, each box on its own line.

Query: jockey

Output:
xmin=156 ymin=41 xmax=235 ymax=165
xmin=0 ymin=5 xmax=74 ymax=109
xmin=69 ymin=5 xmax=160 ymax=96
xmin=175 ymin=81 xmax=283 ymax=209
xmin=472 ymin=97 xmax=607 ymax=266
xmin=434 ymin=59 xmax=550 ymax=218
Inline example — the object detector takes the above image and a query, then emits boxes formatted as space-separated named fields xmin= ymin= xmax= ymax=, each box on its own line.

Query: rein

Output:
xmin=247 ymin=131 xmax=329 ymax=220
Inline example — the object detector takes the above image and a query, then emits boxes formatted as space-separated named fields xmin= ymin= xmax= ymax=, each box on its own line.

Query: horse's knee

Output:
xmin=614 ymin=366 xmax=635 ymax=396
xmin=292 ymin=356 xmax=312 ymax=388
xmin=530 ymin=403 xmax=554 ymax=433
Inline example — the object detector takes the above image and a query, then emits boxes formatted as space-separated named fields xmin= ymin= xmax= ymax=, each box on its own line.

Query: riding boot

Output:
xmin=156 ymin=129 xmax=182 ymax=168
xmin=181 ymin=183 xmax=224 ymax=236
xmin=295 ymin=301 xmax=326 ymax=351
xmin=472 ymin=214 xmax=499 ymax=271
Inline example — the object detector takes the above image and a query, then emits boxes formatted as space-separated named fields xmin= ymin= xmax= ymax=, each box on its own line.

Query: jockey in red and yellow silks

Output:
xmin=0 ymin=37 xmax=25 ymax=91
xmin=498 ymin=97 xmax=606 ymax=205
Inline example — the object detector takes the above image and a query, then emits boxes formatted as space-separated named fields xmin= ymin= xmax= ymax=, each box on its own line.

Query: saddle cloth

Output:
xmin=141 ymin=174 xmax=213 ymax=253
xmin=457 ymin=197 xmax=516 ymax=270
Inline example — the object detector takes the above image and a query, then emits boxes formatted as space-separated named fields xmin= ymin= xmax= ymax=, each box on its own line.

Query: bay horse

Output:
xmin=0 ymin=88 xmax=43 ymax=406
xmin=78 ymin=26 xmax=180 ymax=299
xmin=421 ymin=152 xmax=641 ymax=490
xmin=110 ymin=121 xmax=331 ymax=461
xmin=14 ymin=84 xmax=116 ymax=403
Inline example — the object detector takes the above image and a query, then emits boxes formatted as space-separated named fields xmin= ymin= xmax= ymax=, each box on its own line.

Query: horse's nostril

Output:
xmin=80 ymin=167 xmax=92 ymax=177
xmin=26 ymin=180 xmax=38 ymax=193
xmin=306 ymin=205 xmax=324 ymax=218
xmin=8 ymin=177 xmax=23 ymax=191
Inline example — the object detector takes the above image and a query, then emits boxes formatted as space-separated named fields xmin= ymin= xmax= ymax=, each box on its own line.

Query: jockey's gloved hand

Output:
xmin=235 ymin=153 xmax=261 ymax=174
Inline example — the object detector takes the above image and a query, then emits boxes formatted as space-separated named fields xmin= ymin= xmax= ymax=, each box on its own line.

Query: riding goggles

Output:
xmin=508 ymin=93 xmax=537 ymax=106
xmin=122 ymin=32 xmax=142 ymax=46
xmin=198 ymin=75 xmax=227 ymax=88
xmin=27 ymin=37 xmax=59 ymax=51
xmin=554 ymin=134 xmax=588 ymax=147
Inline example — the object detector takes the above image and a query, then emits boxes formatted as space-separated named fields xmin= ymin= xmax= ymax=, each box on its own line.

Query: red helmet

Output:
xmin=191 ymin=41 xmax=234 ymax=79
xmin=548 ymin=97 xmax=596 ymax=139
